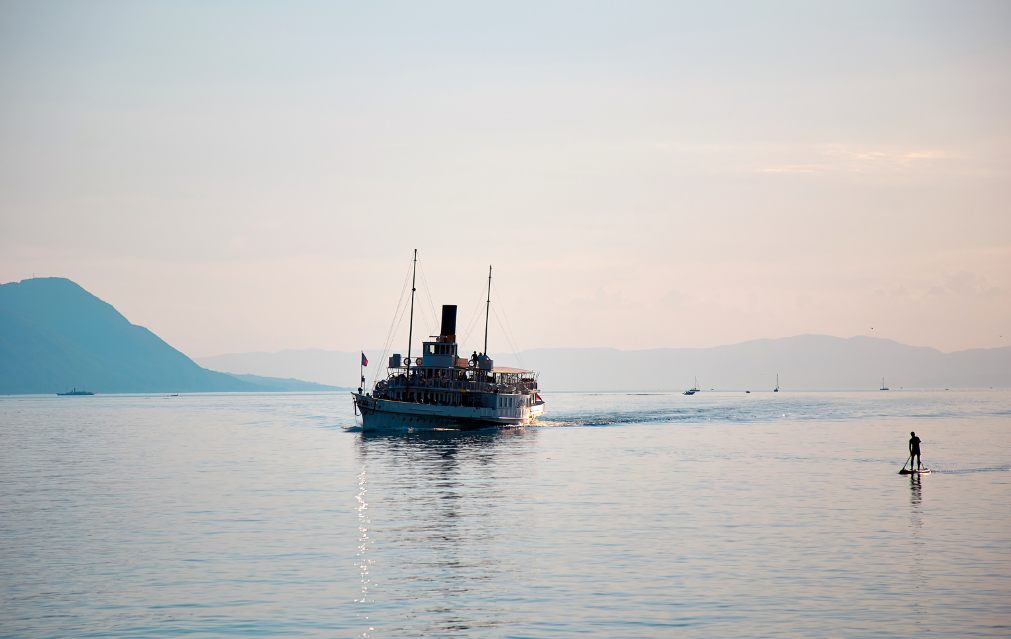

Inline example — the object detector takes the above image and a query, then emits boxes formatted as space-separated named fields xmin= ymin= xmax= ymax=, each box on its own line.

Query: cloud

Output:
xmin=660 ymin=288 xmax=693 ymax=309
xmin=761 ymin=145 xmax=950 ymax=177
xmin=931 ymin=271 xmax=1009 ymax=301
xmin=567 ymin=287 xmax=637 ymax=311
xmin=870 ymin=284 xmax=910 ymax=300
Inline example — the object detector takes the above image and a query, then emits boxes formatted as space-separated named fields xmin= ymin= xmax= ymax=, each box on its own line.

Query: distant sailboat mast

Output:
xmin=774 ymin=374 xmax=779 ymax=392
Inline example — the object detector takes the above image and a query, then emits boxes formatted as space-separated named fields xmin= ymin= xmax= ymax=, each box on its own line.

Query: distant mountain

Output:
xmin=199 ymin=336 xmax=1011 ymax=391
xmin=0 ymin=278 xmax=340 ymax=394
xmin=197 ymin=348 xmax=378 ymax=388
xmin=491 ymin=337 xmax=1011 ymax=391
xmin=227 ymin=373 xmax=343 ymax=392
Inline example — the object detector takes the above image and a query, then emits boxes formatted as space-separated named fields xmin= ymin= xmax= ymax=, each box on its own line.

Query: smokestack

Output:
xmin=440 ymin=305 xmax=457 ymax=341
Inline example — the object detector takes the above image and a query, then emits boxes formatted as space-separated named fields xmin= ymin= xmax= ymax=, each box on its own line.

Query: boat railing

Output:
xmin=380 ymin=377 xmax=537 ymax=394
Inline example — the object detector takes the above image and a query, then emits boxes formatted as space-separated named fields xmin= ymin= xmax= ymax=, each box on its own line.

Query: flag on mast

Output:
xmin=361 ymin=352 xmax=368 ymax=366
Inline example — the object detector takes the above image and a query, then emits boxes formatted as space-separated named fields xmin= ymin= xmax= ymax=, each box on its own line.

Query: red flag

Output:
xmin=361 ymin=352 xmax=368 ymax=366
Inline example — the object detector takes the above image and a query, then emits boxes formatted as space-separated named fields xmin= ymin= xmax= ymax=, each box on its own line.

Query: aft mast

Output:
xmin=405 ymin=249 xmax=418 ymax=400
xmin=483 ymin=265 xmax=492 ymax=356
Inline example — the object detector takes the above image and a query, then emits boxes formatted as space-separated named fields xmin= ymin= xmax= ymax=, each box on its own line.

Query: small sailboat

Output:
xmin=774 ymin=374 xmax=779 ymax=392
xmin=880 ymin=377 xmax=889 ymax=391
xmin=683 ymin=377 xmax=700 ymax=395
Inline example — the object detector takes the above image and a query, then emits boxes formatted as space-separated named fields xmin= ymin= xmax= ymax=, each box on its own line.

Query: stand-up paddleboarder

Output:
xmin=909 ymin=432 xmax=922 ymax=470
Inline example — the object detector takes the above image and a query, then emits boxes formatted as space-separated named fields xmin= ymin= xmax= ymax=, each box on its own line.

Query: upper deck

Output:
xmin=379 ymin=302 xmax=538 ymax=392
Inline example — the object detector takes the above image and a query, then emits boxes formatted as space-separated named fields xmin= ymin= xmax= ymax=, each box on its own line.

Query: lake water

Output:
xmin=1 ymin=390 xmax=1009 ymax=637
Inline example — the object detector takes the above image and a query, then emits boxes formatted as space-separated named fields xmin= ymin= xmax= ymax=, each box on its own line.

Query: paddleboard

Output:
xmin=899 ymin=468 xmax=931 ymax=475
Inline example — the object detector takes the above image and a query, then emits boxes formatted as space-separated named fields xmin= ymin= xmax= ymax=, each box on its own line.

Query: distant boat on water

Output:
xmin=880 ymin=378 xmax=889 ymax=391
xmin=684 ymin=377 xmax=701 ymax=395
xmin=774 ymin=374 xmax=779 ymax=392
xmin=57 ymin=388 xmax=94 ymax=396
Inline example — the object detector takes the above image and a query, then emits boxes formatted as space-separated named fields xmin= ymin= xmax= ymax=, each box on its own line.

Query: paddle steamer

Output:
xmin=353 ymin=252 xmax=544 ymax=432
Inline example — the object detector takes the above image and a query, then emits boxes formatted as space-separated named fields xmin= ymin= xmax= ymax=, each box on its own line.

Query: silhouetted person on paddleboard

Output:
xmin=909 ymin=431 xmax=922 ymax=470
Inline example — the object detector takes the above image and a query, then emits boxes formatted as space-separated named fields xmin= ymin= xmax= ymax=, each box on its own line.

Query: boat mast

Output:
xmin=405 ymin=249 xmax=417 ymax=400
xmin=483 ymin=265 xmax=492 ymax=356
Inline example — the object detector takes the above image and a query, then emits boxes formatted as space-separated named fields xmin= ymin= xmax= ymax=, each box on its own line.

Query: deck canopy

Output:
xmin=491 ymin=366 xmax=538 ymax=385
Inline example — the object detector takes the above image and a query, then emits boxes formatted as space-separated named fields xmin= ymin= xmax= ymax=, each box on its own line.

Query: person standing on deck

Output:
xmin=909 ymin=432 xmax=922 ymax=470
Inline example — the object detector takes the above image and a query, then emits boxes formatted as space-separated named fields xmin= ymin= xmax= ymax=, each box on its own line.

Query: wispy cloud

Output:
xmin=926 ymin=271 xmax=1008 ymax=302
xmin=761 ymin=145 xmax=950 ymax=177
xmin=660 ymin=288 xmax=694 ymax=310
xmin=567 ymin=287 xmax=638 ymax=311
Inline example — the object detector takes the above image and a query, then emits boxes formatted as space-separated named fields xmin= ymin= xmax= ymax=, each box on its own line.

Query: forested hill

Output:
xmin=0 ymin=277 xmax=336 ymax=394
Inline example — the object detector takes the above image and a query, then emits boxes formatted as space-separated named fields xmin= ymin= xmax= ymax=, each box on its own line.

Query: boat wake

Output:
xmin=928 ymin=466 xmax=1011 ymax=474
xmin=535 ymin=405 xmax=787 ymax=427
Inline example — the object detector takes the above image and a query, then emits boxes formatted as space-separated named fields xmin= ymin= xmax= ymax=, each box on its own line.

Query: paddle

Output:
xmin=898 ymin=454 xmax=912 ymax=475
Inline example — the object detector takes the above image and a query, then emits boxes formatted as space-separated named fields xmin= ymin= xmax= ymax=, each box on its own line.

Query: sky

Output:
xmin=1 ymin=0 xmax=1009 ymax=358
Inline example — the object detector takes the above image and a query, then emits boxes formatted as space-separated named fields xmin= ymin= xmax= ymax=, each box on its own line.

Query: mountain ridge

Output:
xmin=0 ymin=277 xmax=341 ymax=394
xmin=6 ymin=276 xmax=1004 ymax=393
xmin=197 ymin=336 xmax=1011 ymax=391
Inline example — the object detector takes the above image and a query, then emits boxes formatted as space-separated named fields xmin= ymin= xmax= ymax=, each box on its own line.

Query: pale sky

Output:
xmin=1 ymin=1 xmax=1008 ymax=358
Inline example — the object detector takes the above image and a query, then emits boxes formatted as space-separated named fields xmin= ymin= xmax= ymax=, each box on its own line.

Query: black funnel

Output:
xmin=440 ymin=305 xmax=457 ymax=337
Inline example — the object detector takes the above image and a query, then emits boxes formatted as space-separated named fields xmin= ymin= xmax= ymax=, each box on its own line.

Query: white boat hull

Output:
xmin=354 ymin=393 xmax=541 ymax=432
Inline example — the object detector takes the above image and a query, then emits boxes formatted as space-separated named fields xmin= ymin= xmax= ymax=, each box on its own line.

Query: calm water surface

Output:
xmin=1 ymin=391 xmax=1009 ymax=637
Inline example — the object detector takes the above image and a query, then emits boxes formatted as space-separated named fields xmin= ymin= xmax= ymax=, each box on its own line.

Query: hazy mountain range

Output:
xmin=197 ymin=337 xmax=1011 ymax=391
xmin=3 ymin=276 xmax=1006 ymax=394
xmin=0 ymin=278 xmax=341 ymax=394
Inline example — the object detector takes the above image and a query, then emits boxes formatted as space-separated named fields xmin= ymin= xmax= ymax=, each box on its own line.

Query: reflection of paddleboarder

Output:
xmin=909 ymin=431 xmax=922 ymax=470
